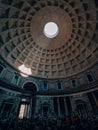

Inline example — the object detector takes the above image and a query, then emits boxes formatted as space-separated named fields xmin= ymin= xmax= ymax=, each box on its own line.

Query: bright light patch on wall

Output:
xmin=44 ymin=22 xmax=59 ymax=38
xmin=19 ymin=105 xmax=25 ymax=119
xmin=18 ymin=64 xmax=32 ymax=77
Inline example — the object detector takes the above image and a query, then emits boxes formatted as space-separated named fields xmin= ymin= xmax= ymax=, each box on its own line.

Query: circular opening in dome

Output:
xmin=44 ymin=22 xmax=59 ymax=38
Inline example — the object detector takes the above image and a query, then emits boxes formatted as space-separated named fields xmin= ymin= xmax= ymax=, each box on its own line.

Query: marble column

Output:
xmin=30 ymin=97 xmax=32 ymax=118
xmin=87 ymin=92 xmax=98 ymax=115
xmin=94 ymin=91 xmax=98 ymax=103
xmin=64 ymin=97 xmax=68 ymax=116
xmin=59 ymin=97 xmax=65 ymax=116
xmin=53 ymin=97 xmax=58 ymax=116
xmin=57 ymin=97 xmax=60 ymax=116
xmin=65 ymin=96 xmax=72 ymax=116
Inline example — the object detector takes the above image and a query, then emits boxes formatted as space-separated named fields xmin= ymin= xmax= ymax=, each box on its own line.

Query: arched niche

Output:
xmin=21 ymin=82 xmax=37 ymax=117
xmin=0 ymin=98 xmax=14 ymax=119
xmin=75 ymin=99 xmax=89 ymax=117
xmin=23 ymin=82 xmax=37 ymax=94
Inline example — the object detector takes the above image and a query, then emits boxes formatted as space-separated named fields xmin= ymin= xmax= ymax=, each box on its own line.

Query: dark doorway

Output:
xmin=43 ymin=105 xmax=49 ymax=116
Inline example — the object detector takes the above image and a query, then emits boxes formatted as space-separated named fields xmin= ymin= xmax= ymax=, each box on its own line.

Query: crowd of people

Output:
xmin=0 ymin=114 xmax=98 ymax=130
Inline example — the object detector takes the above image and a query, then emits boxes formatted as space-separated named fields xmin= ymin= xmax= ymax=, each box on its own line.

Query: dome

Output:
xmin=0 ymin=0 xmax=98 ymax=79
xmin=0 ymin=0 xmax=98 ymax=124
